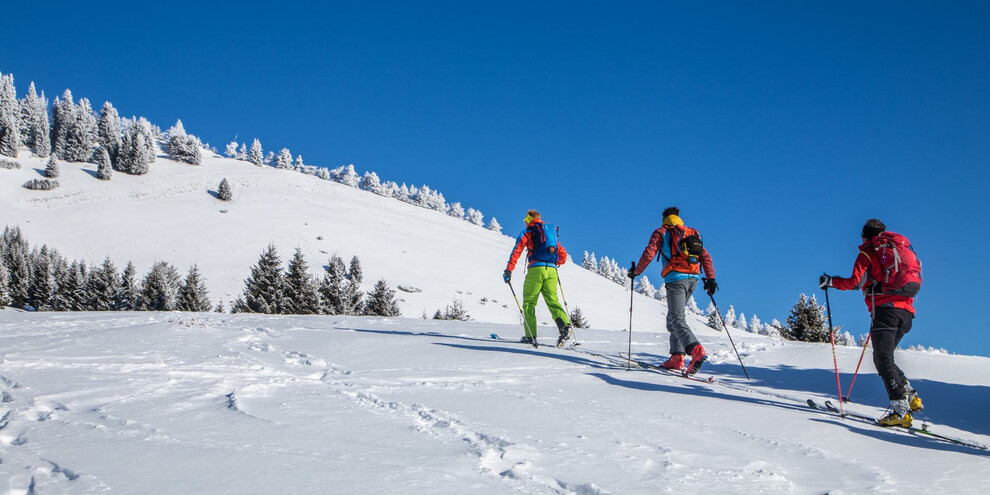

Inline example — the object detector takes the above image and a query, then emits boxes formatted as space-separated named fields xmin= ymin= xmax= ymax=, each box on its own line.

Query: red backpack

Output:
xmin=867 ymin=232 xmax=922 ymax=297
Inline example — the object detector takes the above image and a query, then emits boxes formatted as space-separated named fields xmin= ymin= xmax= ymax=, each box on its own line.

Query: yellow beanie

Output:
xmin=662 ymin=215 xmax=684 ymax=226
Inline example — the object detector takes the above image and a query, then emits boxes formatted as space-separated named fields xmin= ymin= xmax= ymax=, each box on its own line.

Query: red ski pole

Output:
xmin=824 ymin=287 xmax=844 ymax=415
xmin=844 ymin=333 xmax=871 ymax=401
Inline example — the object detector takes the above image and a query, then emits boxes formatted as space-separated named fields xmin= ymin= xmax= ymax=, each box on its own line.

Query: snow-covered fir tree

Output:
xmin=635 ymin=276 xmax=656 ymax=298
xmin=248 ymin=139 xmax=263 ymax=166
xmin=581 ymin=251 xmax=598 ymax=272
xmin=333 ymin=164 xmax=360 ymax=187
xmin=237 ymin=244 xmax=286 ymax=314
xmin=782 ymin=294 xmax=830 ymax=343
xmin=360 ymin=171 xmax=383 ymax=194
xmin=17 ymin=81 xmax=43 ymax=150
xmin=1 ymin=227 xmax=31 ymax=308
xmin=140 ymin=261 xmax=181 ymax=311
xmin=655 ymin=283 xmax=667 ymax=301
xmin=736 ymin=312 xmax=747 ymax=330
xmin=85 ymin=257 xmax=121 ymax=311
xmin=283 ymin=249 xmax=321 ymax=315
xmin=705 ymin=302 xmax=723 ymax=330
xmin=33 ymin=101 xmax=51 ymax=158
xmin=686 ymin=295 xmax=701 ymax=314
xmin=486 ymin=217 xmax=502 ymax=233
xmin=50 ymin=90 xmax=74 ymax=159
xmin=364 ymin=278 xmax=401 ymax=317
xmin=217 ymin=178 xmax=232 ymax=201
xmin=64 ymin=97 xmax=97 ymax=162
xmin=348 ymin=255 xmax=363 ymax=284
xmin=294 ymin=155 xmax=304 ymax=170
xmin=54 ymin=261 xmax=87 ymax=311
xmin=176 ymin=265 xmax=212 ymax=312
xmin=749 ymin=315 xmax=763 ymax=334
xmin=318 ymin=255 xmax=348 ymax=315
xmin=274 ymin=148 xmax=292 ymax=169
xmin=117 ymin=118 xmax=155 ymax=174
xmin=96 ymin=147 xmax=112 ymax=180
xmin=237 ymin=143 xmax=248 ymax=160
xmin=433 ymin=299 xmax=470 ymax=321
xmin=44 ymin=156 xmax=59 ymax=178
xmin=0 ymin=256 xmax=10 ymax=308
xmin=447 ymin=202 xmax=465 ymax=219
xmin=723 ymin=305 xmax=737 ymax=329
xmin=97 ymin=102 xmax=122 ymax=164
xmin=465 ymin=208 xmax=484 ymax=226
xmin=569 ymin=306 xmax=590 ymax=328
xmin=166 ymin=120 xmax=202 ymax=165
xmin=0 ymin=73 xmax=20 ymax=158
xmin=117 ymin=262 xmax=139 ymax=311
xmin=224 ymin=141 xmax=238 ymax=158
xmin=28 ymin=247 xmax=56 ymax=311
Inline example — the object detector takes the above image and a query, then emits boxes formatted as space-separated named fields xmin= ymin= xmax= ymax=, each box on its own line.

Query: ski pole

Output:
xmin=844 ymin=333 xmax=871 ymax=401
xmin=627 ymin=262 xmax=635 ymax=370
xmin=555 ymin=270 xmax=579 ymax=345
xmin=708 ymin=294 xmax=751 ymax=380
xmin=507 ymin=281 xmax=535 ymax=346
xmin=824 ymin=287 xmax=845 ymax=415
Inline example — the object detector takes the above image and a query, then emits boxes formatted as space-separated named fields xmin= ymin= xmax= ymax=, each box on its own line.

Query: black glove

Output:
xmin=627 ymin=267 xmax=636 ymax=280
xmin=819 ymin=273 xmax=833 ymax=289
xmin=503 ymin=270 xmax=512 ymax=283
xmin=703 ymin=278 xmax=718 ymax=296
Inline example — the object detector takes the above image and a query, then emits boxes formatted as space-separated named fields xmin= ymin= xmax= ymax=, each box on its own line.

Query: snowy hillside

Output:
xmin=1 ymin=311 xmax=988 ymax=494
xmin=0 ymin=150 xmax=695 ymax=334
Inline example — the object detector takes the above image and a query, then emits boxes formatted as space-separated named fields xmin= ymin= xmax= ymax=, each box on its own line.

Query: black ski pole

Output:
xmin=709 ymin=294 xmax=751 ymax=381
xmin=556 ymin=271 xmax=579 ymax=346
xmin=507 ymin=281 xmax=536 ymax=348
xmin=628 ymin=262 xmax=635 ymax=370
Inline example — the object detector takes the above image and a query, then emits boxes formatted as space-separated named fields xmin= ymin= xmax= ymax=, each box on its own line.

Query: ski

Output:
xmin=619 ymin=353 xmax=715 ymax=383
xmin=808 ymin=399 xmax=989 ymax=452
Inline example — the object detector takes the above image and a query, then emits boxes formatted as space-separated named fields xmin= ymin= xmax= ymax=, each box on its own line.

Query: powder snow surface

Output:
xmin=2 ymin=154 xmax=989 ymax=493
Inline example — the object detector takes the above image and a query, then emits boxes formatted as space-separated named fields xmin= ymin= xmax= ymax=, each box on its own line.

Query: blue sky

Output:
xmin=3 ymin=1 xmax=988 ymax=355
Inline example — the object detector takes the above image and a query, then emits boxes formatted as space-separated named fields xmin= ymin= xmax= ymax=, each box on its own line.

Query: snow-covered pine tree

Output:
xmin=294 ymin=155 xmax=304 ymax=170
xmin=224 ymin=141 xmax=239 ymax=158
xmin=28 ymin=247 xmax=56 ymax=311
xmin=33 ymin=102 xmax=50 ymax=158
xmin=85 ymin=257 xmax=121 ymax=311
xmin=0 ymin=256 xmax=9 ymax=309
xmin=128 ymin=132 xmax=152 ymax=174
xmin=766 ymin=319 xmax=784 ymax=338
xmin=749 ymin=315 xmax=762 ymax=334
xmin=166 ymin=120 xmax=202 ymax=165
xmin=655 ymin=283 xmax=667 ymax=301
xmin=360 ymin=171 xmax=382 ymax=194
xmin=364 ymin=278 xmax=401 ymax=317
xmin=217 ymin=178 xmax=232 ymax=201
xmin=447 ymin=202 xmax=465 ymax=219
xmin=486 ymin=217 xmax=502 ymax=232
xmin=97 ymin=102 xmax=122 ymax=164
xmin=96 ymin=147 xmax=112 ymax=180
xmin=140 ymin=261 xmax=181 ymax=311
xmin=176 ymin=265 xmax=212 ymax=312
xmin=215 ymin=300 xmax=226 ymax=313
xmin=318 ymin=255 xmax=347 ymax=315
xmin=64 ymin=97 xmax=97 ymax=162
xmin=50 ymin=90 xmax=74 ymax=159
xmin=337 ymin=164 xmax=360 ymax=187
xmin=237 ymin=143 xmax=248 ymax=160
xmin=723 ymin=305 xmax=737 ymax=328
xmin=348 ymin=256 xmax=363 ymax=284
xmin=116 ymin=261 xmax=139 ymax=310
xmin=569 ymin=306 xmax=590 ymax=328
xmin=240 ymin=244 xmax=286 ymax=314
xmin=465 ymin=208 xmax=484 ymax=226
xmin=283 ymin=248 xmax=321 ymax=315
xmin=263 ymin=151 xmax=274 ymax=167
xmin=433 ymin=299 xmax=470 ymax=321
xmin=736 ymin=312 xmax=747 ymax=330
xmin=44 ymin=156 xmax=59 ymax=178
xmin=17 ymin=82 xmax=37 ymax=148
xmin=249 ymin=139 xmax=263 ymax=166
xmin=686 ymin=295 xmax=701 ymax=314
xmin=1 ymin=226 xmax=31 ymax=308
xmin=581 ymin=251 xmax=598 ymax=272
xmin=53 ymin=260 xmax=87 ymax=311
xmin=705 ymin=302 xmax=723 ymax=330
xmin=0 ymin=73 xmax=20 ymax=158
xmin=782 ymin=294 xmax=830 ymax=342
xmin=635 ymin=276 xmax=656 ymax=298
xmin=274 ymin=148 xmax=292 ymax=169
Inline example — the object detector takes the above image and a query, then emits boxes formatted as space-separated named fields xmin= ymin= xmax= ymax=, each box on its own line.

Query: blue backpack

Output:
xmin=529 ymin=222 xmax=559 ymax=264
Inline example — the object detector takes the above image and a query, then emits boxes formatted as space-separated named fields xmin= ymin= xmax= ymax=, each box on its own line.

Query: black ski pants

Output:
xmin=870 ymin=307 xmax=914 ymax=401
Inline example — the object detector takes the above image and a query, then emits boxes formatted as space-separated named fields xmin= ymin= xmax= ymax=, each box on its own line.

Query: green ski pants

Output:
xmin=521 ymin=266 xmax=570 ymax=338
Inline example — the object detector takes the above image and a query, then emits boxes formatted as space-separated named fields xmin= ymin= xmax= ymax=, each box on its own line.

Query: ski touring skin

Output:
xmin=806 ymin=399 xmax=989 ymax=453
xmin=618 ymin=353 xmax=715 ymax=383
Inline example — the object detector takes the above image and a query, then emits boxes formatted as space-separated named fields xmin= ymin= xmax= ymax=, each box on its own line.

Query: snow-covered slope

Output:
xmin=0 ymin=151 xmax=694 ymax=334
xmin=1 ymin=311 xmax=988 ymax=494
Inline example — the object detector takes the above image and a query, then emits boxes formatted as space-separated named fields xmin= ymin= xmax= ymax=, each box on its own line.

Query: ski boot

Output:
xmin=660 ymin=354 xmax=685 ymax=370
xmin=556 ymin=325 xmax=573 ymax=348
xmin=685 ymin=344 xmax=707 ymax=376
xmin=879 ymin=398 xmax=913 ymax=428
xmin=520 ymin=336 xmax=535 ymax=345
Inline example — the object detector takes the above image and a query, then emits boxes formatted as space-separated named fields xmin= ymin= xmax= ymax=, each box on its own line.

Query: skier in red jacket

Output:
xmin=820 ymin=219 xmax=924 ymax=427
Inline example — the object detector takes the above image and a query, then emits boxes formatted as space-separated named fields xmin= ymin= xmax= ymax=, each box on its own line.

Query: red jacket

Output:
xmin=831 ymin=242 xmax=915 ymax=314
xmin=506 ymin=221 xmax=568 ymax=271
xmin=633 ymin=225 xmax=715 ymax=282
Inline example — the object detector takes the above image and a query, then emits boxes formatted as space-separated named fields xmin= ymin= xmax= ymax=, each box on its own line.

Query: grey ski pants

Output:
xmin=665 ymin=278 xmax=700 ymax=355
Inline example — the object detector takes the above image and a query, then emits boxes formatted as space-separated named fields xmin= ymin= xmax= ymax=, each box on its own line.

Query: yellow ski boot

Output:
xmin=909 ymin=393 xmax=924 ymax=412
xmin=878 ymin=411 xmax=913 ymax=428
